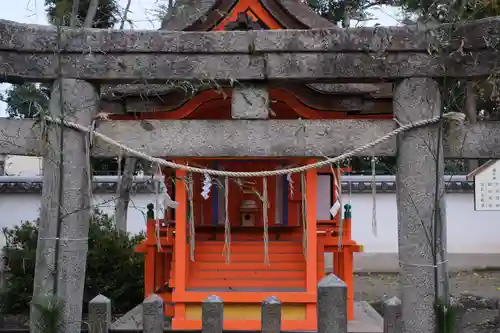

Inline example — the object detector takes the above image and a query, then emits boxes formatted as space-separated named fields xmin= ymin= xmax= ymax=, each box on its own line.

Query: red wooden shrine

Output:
xmin=117 ymin=0 xmax=390 ymax=329
xmin=135 ymin=162 xmax=362 ymax=330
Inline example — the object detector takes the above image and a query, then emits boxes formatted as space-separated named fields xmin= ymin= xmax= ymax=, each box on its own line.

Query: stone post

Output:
xmin=394 ymin=78 xmax=446 ymax=333
xmin=231 ymin=85 xmax=269 ymax=119
xmin=0 ymin=154 xmax=5 ymax=176
xmin=202 ymin=295 xmax=223 ymax=333
xmin=0 ymin=249 xmax=5 ymax=328
xmin=88 ymin=295 xmax=111 ymax=333
xmin=383 ymin=297 xmax=402 ymax=333
xmin=261 ymin=296 xmax=281 ymax=333
xmin=142 ymin=294 xmax=164 ymax=333
xmin=31 ymin=78 xmax=98 ymax=333
xmin=317 ymin=274 xmax=347 ymax=333
xmin=449 ymin=296 xmax=465 ymax=333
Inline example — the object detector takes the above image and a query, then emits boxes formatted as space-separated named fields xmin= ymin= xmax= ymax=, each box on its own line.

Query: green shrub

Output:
xmin=2 ymin=210 xmax=145 ymax=314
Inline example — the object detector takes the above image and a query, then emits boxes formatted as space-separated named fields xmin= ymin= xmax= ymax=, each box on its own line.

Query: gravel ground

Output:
xmin=355 ymin=270 xmax=500 ymax=333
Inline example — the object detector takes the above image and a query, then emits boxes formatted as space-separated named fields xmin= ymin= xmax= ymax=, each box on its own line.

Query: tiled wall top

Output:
xmin=0 ymin=175 xmax=473 ymax=194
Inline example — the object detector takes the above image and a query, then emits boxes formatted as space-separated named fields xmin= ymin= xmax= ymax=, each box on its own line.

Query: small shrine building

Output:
xmin=101 ymin=0 xmax=393 ymax=330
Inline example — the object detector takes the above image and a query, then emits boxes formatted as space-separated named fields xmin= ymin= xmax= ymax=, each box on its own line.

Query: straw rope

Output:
xmin=45 ymin=112 xmax=465 ymax=178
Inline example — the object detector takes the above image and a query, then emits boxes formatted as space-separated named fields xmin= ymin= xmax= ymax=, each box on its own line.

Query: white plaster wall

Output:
xmin=4 ymin=155 xmax=43 ymax=176
xmin=317 ymin=191 xmax=500 ymax=255
xmin=315 ymin=174 xmax=500 ymax=254
xmin=1 ymin=178 xmax=500 ymax=271
xmin=1 ymin=188 xmax=499 ymax=254
xmin=350 ymin=192 xmax=500 ymax=271
xmin=315 ymin=175 xmax=500 ymax=271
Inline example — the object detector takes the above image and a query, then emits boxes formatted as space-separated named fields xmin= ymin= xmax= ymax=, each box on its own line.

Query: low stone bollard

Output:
xmin=143 ymin=294 xmax=164 ymax=333
xmin=449 ymin=296 xmax=465 ymax=333
xmin=382 ymin=297 xmax=401 ymax=333
xmin=317 ymin=274 xmax=348 ymax=333
xmin=88 ymin=294 xmax=111 ymax=333
xmin=202 ymin=295 xmax=224 ymax=333
xmin=261 ymin=296 xmax=281 ymax=333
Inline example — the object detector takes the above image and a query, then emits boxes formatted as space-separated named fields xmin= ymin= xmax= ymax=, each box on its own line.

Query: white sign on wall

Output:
xmin=474 ymin=161 xmax=500 ymax=211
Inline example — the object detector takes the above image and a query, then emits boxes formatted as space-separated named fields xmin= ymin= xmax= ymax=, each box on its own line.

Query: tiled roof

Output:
xmin=0 ymin=175 xmax=474 ymax=194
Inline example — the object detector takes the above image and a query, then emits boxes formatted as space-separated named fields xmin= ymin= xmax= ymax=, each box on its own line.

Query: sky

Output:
xmin=0 ymin=0 xmax=402 ymax=117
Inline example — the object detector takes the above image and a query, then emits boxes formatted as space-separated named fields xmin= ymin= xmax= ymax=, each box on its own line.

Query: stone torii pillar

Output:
xmin=31 ymin=78 xmax=98 ymax=333
xmin=394 ymin=78 xmax=447 ymax=333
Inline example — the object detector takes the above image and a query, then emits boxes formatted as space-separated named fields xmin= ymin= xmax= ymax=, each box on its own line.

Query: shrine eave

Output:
xmin=100 ymin=83 xmax=393 ymax=101
xmin=99 ymin=83 xmax=393 ymax=117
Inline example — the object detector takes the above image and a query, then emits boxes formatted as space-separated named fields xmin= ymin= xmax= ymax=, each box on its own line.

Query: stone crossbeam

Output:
xmin=0 ymin=18 xmax=499 ymax=83
xmin=0 ymin=118 xmax=499 ymax=158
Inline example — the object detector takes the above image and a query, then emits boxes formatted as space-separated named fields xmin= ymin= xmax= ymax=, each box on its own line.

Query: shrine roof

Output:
xmin=101 ymin=0 xmax=393 ymax=102
xmin=466 ymin=160 xmax=498 ymax=180
xmin=160 ymin=0 xmax=334 ymax=31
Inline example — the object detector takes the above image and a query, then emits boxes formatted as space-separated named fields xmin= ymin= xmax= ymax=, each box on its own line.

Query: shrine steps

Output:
xmin=171 ymin=239 xmax=307 ymax=291
xmin=169 ymin=238 xmax=312 ymax=330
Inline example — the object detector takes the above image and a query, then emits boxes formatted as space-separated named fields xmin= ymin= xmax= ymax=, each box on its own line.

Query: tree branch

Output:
xmin=119 ymin=0 xmax=132 ymax=30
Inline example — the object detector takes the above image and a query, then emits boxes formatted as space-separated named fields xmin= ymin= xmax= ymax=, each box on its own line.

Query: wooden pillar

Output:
xmin=341 ymin=207 xmax=354 ymax=321
xmin=394 ymin=78 xmax=446 ymax=333
xmin=145 ymin=220 xmax=156 ymax=297
xmin=31 ymin=79 xmax=98 ymax=333
xmin=305 ymin=164 xmax=318 ymax=324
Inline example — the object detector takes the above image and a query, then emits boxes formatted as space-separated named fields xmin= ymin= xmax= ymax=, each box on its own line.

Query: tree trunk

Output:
xmin=84 ymin=0 xmax=100 ymax=28
xmin=465 ymin=82 xmax=479 ymax=172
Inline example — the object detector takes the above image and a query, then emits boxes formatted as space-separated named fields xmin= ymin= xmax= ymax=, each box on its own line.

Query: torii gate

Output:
xmin=0 ymin=16 xmax=500 ymax=333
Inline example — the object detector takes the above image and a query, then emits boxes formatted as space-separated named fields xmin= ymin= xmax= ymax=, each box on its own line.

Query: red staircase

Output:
xmin=186 ymin=239 xmax=306 ymax=291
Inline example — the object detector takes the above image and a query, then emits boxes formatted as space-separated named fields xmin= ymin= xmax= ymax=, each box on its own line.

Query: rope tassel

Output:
xmin=330 ymin=164 xmax=341 ymax=218
xmin=187 ymin=173 xmax=196 ymax=262
xmin=336 ymin=163 xmax=344 ymax=249
xmin=300 ymin=172 xmax=307 ymax=258
xmin=154 ymin=166 xmax=162 ymax=252
xmin=222 ymin=176 xmax=231 ymax=264
xmin=262 ymin=177 xmax=270 ymax=265
xmin=371 ymin=155 xmax=378 ymax=237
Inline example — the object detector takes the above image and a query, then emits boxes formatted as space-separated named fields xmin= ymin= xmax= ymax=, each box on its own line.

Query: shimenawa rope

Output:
xmin=45 ymin=112 xmax=465 ymax=177
xmin=46 ymin=111 xmax=465 ymax=265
